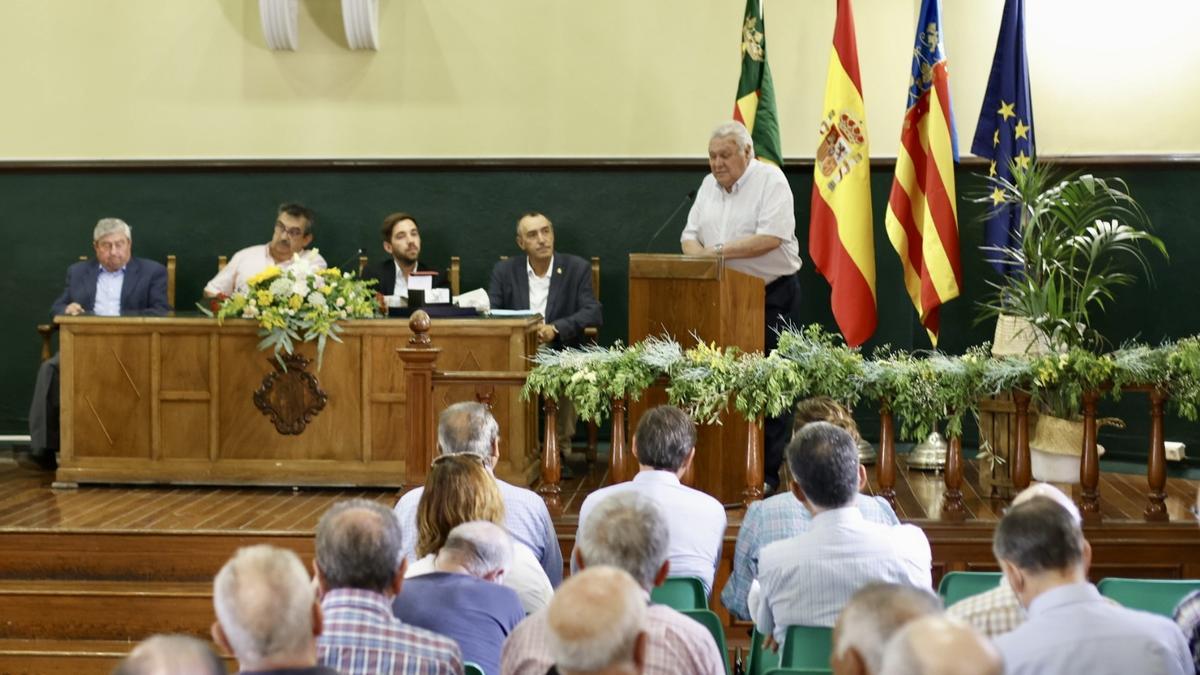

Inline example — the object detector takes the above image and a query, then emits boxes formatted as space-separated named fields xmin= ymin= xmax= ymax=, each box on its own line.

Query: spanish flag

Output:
xmin=732 ymin=0 xmax=782 ymax=166
xmin=809 ymin=0 xmax=875 ymax=347
xmin=885 ymin=0 xmax=961 ymax=346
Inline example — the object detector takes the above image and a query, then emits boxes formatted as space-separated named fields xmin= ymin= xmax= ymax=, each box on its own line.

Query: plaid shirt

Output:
xmin=501 ymin=601 xmax=724 ymax=675
xmin=945 ymin=578 xmax=1026 ymax=638
xmin=1173 ymin=590 xmax=1200 ymax=674
xmin=721 ymin=492 xmax=899 ymax=620
xmin=317 ymin=588 xmax=463 ymax=675
xmin=396 ymin=477 xmax=563 ymax=586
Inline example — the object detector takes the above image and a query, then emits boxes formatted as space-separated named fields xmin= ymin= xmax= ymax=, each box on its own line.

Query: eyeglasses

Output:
xmin=274 ymin=222 xmax=307 ymax=238
xmin=431 ymin=452 xmax=486 ymax=468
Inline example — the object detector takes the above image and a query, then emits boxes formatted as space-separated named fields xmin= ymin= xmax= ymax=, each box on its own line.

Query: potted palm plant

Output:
xmin=979 ymin=160 xmax=1167 ymax=481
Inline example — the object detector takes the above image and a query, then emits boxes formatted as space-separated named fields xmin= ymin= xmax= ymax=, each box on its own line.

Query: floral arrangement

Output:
xmin=202 ymin=252 xmax=378 ymax=368
xmin=522 ymin=324 xmax=1200 ymax=442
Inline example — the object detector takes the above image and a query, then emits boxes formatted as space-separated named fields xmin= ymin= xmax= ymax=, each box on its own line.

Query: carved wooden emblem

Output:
xmin=253 ymin=353 xmax=328 ymax=435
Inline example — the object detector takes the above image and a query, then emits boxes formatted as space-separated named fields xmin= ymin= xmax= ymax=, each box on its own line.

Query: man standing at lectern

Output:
xmin=681 ymin=121 xmax=802 ymax=495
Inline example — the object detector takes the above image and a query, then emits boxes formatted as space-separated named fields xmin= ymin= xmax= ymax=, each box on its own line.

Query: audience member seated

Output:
xmin=28 ymin=217 xmax=169 ymax=469
xmin=749 ymin=422 xmax=932 ymax=643
xmin=832 ymin=582 xmax=941 ymax=675
xmin=114 ymin=634 xmax=227 ymax=675
xmin=361 ymin=212 xmax=449 ymax=307
xmin=722 ymin=397 xmax=899 ymax=619
xmin=408 ymin=453 xmax=553 ymax=614
xmin=575 ymin=405 xmax=726 ymax=596
xmin=1173 ymin=488 xmax=1200 ymax=673
xmin=992 ymin=497 xmax=1192 ymax=675
xmin=395 ymin=401 xmax=562 ymax=586
xmin=945 ymin=483 xmax=1082 ymax=637
xmin=314 ymin=499 xmax=461 ymax=674
xmin=503 ymin=491 xmax=725 ymax=675
xmin=211 ymin=544 xmax=338 ymax=675
xmin=393 ymin=521 xmax=525 ymax=675
xmin=878 ymin=616 xmax=1001 ymax=675
xmin=204 ymin=202 xmax=326 ymax=297
xmin=544 ymin=567 xmax=648 ymax=675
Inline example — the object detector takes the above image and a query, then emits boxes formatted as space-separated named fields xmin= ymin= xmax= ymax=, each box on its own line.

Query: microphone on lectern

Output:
xmin=644 ymin=190 xmax=697 ymax=250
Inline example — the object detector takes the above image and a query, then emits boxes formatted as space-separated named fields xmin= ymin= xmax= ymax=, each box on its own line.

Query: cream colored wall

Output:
xmin=4 ymin=0 xmax=1198 ymax=159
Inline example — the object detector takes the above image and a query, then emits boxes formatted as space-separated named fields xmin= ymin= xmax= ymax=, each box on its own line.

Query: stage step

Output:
xmin=0 ymin=580 xmax=213 ymax=641
xmin=0 ymin=639 xmax=234 ymax=675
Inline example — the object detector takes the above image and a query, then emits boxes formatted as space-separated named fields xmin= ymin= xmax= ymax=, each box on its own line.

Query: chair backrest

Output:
xmin=747 ymin=628 xmax=781 ymax=675
xmin=650 ymin=576 xmax=708 ymax=610
xmin=938 ymin=571 xmax=1004 ymax=607
xmin=464 ymin=662 xmax=485 ymax=675
xmin=681 ymin=609 xmax=730 ymax=675
xmin=780 ymin=625 xmax=833 ymax=670
xmin=590 ymin=256 xmax=600 ymax=300
xmin=449 ymin=256 xmax=461 ymax=296
xmin=1097 ymin=577 xmax=1200 ymax=617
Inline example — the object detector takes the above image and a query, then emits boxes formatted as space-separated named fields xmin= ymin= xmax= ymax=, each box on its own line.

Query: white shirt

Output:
xmin=406 ymin=542 xmax=553 ymax=615
xmin=750 ymin=506 xmax=931 ymax=642
xmin=526 ymin=256 xmax=553 ymax=317
xmin=576 ymin=470 xmax=727 ymax=596
xmin=681 ymin=159 xmax=802 ymax=284
xmin=204 ymin=244 xmax=328 ymax=296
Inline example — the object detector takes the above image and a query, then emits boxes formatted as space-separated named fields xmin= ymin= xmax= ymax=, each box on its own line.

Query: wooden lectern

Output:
xmin=627 ymin=254 xmax=765 ymax=504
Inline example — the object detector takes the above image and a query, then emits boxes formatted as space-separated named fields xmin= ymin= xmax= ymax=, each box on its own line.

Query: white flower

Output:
xmin=338 ymin=310 xmax=347 ymax=319
xmin=269 ymin=278 xmax=292 ymax=296
xmin=335 ymin=297 xmax=346 ymax=307
xmin=292 ymin=280 xmax=309 ymax=297
xmin=307 ymin=292 xmax=327 ymax=307
xmin=242 ymin=305 xmax=259 ymax=318
xmin=286 ymin=308 xmax=295 ymax=316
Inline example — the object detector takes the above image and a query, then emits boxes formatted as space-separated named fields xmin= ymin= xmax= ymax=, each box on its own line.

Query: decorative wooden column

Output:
xmin=742 ymin=418 xmax=765 ymax=506
xmin=1012 ymin=390 xmax=1032 ymax=491
xmin=877 ymin=401 xmax=897 ymax=510
xmin=1145 ymin=387 xmax=1169 ymax=522
xmin=396 ymin=311 xmax=440 ymax=487
xmin=942 ymin=432 xmax=966 ymax=521
xmin=537 ymin=397 xmax=562 ymax=517
xmin=608 ymin=398 xmax=631 ymax=484
xmin=1079 ymin=390 xmax=1102 ymax=524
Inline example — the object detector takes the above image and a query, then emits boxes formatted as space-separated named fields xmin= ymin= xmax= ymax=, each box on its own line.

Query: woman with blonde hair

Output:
xmin=406 ymin=454 xmax=552 ymax=613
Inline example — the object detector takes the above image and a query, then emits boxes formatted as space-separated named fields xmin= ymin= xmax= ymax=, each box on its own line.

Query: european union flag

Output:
xmin=971 ymin=0 xmax=1034 ymax=275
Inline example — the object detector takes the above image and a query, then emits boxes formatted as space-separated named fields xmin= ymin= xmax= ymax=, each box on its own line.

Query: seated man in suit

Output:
xmin=204 ymin=202 xmax=326 ymax=297
xmin=27 ymin=217 xmax=170 ymax=468
xmin=361 ymin=212 xmax=448 ymax=307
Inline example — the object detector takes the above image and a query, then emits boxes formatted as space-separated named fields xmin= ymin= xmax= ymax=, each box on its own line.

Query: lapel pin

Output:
xmin=556 ymin=267 xmax=563 ymax=275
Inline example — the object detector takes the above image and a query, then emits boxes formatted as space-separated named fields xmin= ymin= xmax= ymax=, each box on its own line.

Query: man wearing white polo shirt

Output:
xmin=574 ymin=405 xmax=726 ymax=597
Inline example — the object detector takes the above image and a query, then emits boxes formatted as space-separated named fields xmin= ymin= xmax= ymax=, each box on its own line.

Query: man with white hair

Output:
xmin=832 ymin=583 xmax=941 ymax=675
xmin=393 ymin=521 xmax=525 ymax=675
xmin=878 ymin=616 xmax=1001 ymax=675
xmin=945 ymin=483 xmax=1081 ymax=637
xmin=545 ymin=567 xmax=648 ymax=675
xmin=680 ymin=121 xmax=802 ymax=494
xmin=114 ymin=634 xmax=227 ymax=675
xmin=394 ymin=401 xmax=562 ymax=585
xmin=314 ymin=499 xmax=461 ymax=675
xmin=211 ymin=544 xmax=334 ymax=675
xmin=28 ymin=217 xmax=170 ymax=469
xmin=503 ymin=491 xmax=725 ymax=675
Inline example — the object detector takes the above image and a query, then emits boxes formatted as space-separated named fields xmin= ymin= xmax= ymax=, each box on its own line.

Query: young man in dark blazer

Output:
xmin=361 ymin=212 xmax=448 ymax=304
xmin=487 ymin=212 xmax=601 ymax=349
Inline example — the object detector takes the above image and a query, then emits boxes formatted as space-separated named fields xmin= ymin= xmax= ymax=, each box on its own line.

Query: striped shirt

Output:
xmin=396 ymin=477 xmax=563 ymax=587
xmin=721 ymin=492 xmax=899 ymax=620
xmin=317 ymin=588 xmax=462 ymax=675
xmin=945 ymin=577 xmax=1026 ymax=638
xmin=501 ymin=600 xmax=724 ymax=675
xmin=1173 ymin=590 xmax=1200 ymax=674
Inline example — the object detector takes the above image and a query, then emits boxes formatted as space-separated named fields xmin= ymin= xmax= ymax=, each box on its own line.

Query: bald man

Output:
xmin=832 ymin=583 xmax=942 ymax=675
xmin=878 ymin=616 xmax=1001 ymax=675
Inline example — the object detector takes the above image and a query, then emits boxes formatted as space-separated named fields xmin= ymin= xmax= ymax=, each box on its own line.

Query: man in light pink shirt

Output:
xmin=204 ymin=202 xmax=327 ymax=297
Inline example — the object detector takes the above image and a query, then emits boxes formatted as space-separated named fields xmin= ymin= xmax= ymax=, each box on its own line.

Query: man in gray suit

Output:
xmin=28 ymin=218 xmax=169 ymax=468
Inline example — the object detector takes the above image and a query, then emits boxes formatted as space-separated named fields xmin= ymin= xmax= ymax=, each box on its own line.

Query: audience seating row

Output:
xmin=938 ymin=571 xmax=1200 ymax=618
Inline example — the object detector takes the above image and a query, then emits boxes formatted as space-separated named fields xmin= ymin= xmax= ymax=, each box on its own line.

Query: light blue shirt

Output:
xmin=995 ymin=582 xmax=1192 ymax=675
xmin=721 ymin=491 xmax=899 ymax=620
xmin=394 ymin=476 xmax=563 ymax=587
xmin=94 ymin=265 xmax=125 ymax=316
xmin=576 ymin=470 xmax=727 ymax=597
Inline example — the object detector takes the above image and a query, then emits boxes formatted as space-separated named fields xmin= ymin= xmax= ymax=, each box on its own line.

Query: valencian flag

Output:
xmin=732 ymin=0 xmax=783 ymax=166
xmin=971 ymin=0 xmax=1035 ymax=274
xmin=809 ymin=0 xmax=875 ymax=347
xmin=884 ymin=0 xmax=962 ymax=346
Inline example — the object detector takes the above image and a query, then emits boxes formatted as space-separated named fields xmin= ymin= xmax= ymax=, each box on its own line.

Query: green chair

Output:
xmin=746 ymin=628 xmax=780 ymax=675
xmin=681 ymin=609 xmax=730 ymax=675
xmin=780 ymin=625 xmax=833 ymax=670
xmin=650 ymin=576 xmax=708 ymax=610
xmin=764 ymin=669 xmax=832 ymax=675
xmin=464 ymin=663 xmax=485 ymax=675
xmin=937 ymin=571 xmax=1004 ymax=606
xmin=1097 ymin=578 xmax=1200 ymax=617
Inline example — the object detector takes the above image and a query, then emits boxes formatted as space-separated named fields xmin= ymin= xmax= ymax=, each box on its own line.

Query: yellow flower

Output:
xmin=320 ymin=285 xmax=333 ymax=296
xmin=248 ymin=266 xmax=282 ymax=286
xmin=256 ymin=290 xmax=274 ymax=306
xmin=321 ymin=267 xmax=342 ymax=278
xmin=288 ymin=294 xmax=303 ymax=309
